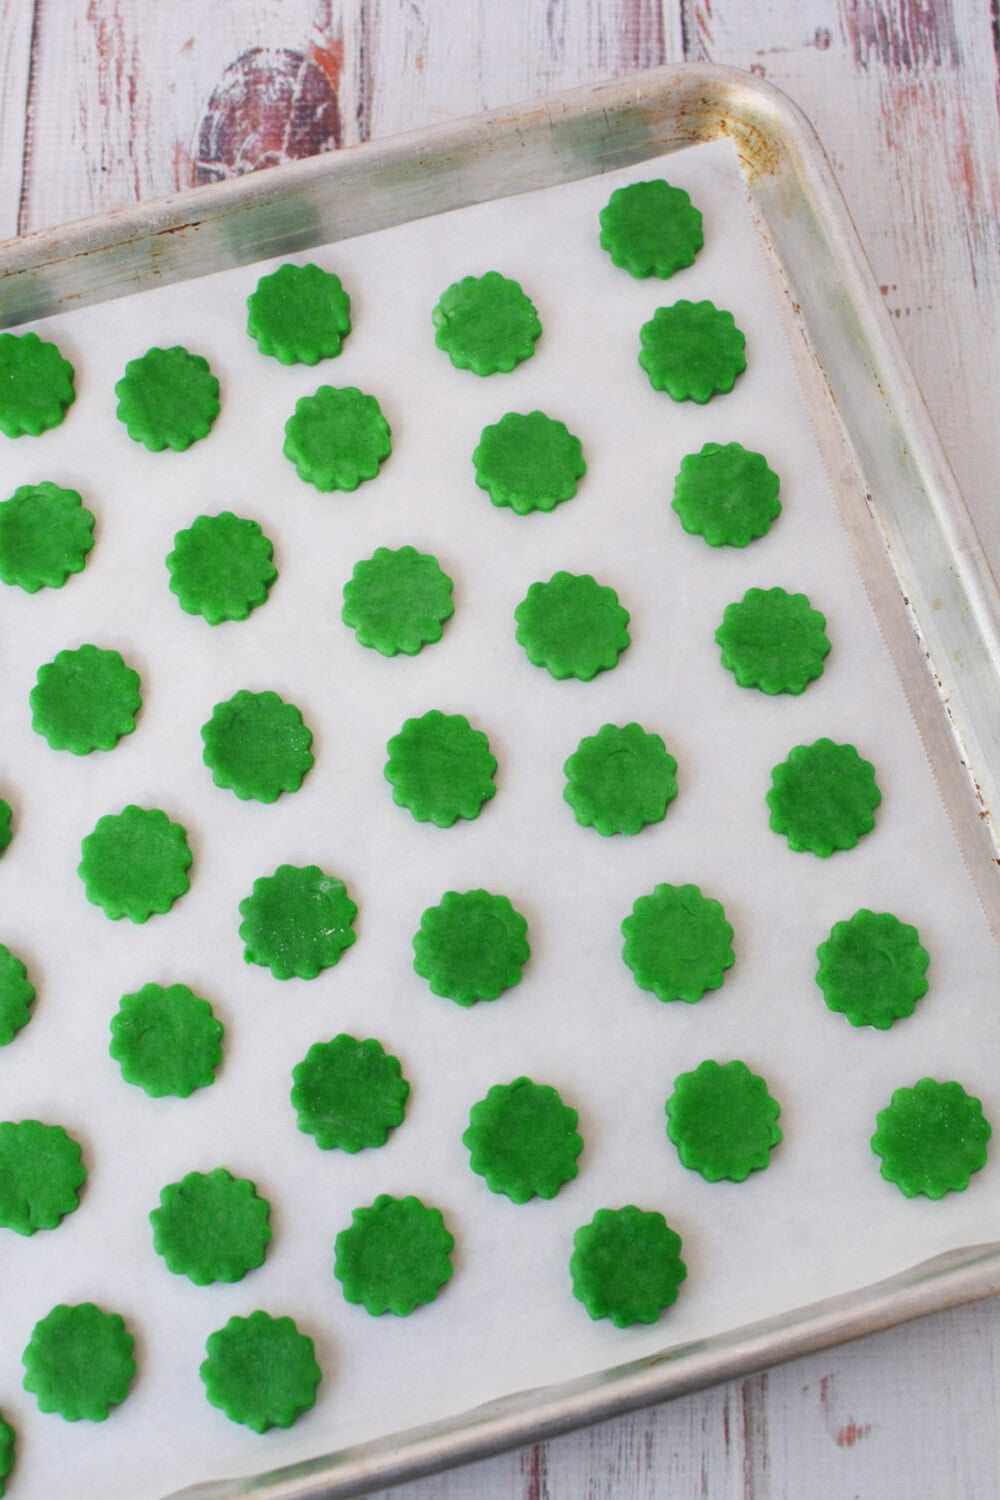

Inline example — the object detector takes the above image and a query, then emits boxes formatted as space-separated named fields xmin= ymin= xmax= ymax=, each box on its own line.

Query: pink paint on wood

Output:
xmin=839 ymin=0 xmax=960 ymax=71
xmin=738 ymin=1373 xmax=769 ymax=1500
xmin=520 ymin=1440 xmax=550 ymax=1500
xmin=819 ymin=1372 xmax=873 ymax=1449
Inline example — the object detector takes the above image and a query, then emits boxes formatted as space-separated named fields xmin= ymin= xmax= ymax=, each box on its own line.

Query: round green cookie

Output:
xmin=247 ymin=262 xmax=351 ymax=365
xmin=385 ymin=710 xmax=497 ymax=827
xmin=115 ymin=345 xmax=220 ymax=452
xmin=767 ymin=739 xmax=881 ymax=857
xmin=151 ymin=1168 xmax=271 ymax=1284
xmin=816 ymin=909 xmax=929 ymax=1030
xmin=564 ymin=723 xmax=678 ymax=836
xmin=291 ymin=1034 xmax=410 ymax=1152
xmin=432 ymin=271 xmax=541 ymax=375
xmin=109 ymin=982 xmax=223 ymax=1097
xmin=0 ymin=945 xmax=34 ymax=1046
xmin=79 ymin=805 xmax=192 ymax=922
xmin=334 ymin=1194 xmax=454 ymax=1316
xmin=167 ymin=511 xmax=277 ymax=625
xmin=515 ymin=571 xmax=630 ymax=681
xmin=0 ymin=799 xmax=9 ymax=855
xmin=0 ymin=481 xmax=95 ymax=591
xmin=665 ymin=1060 xmax=782 ymax=1183
xmin=0 ymin=331 xmax=75 ymax=438
xmin=464 ymin=1077 xmax=582 ymax=1203
xmin=201 ymin=689 xmax=314 ymax=802
xmin=639 ymin=301 xmax=747 ymax=404
xmin=570 ymin=1206 xmax=686 ymax=1328
xmin=342 ymin=545 xmax=454 ymax=656
xmin=201 ymin=1311 xmax=321 ymax=1433
xmin=30 ymin=644 xmax=142 ymax=754
xmin=716 ymin=586 xmax=829 ymax=694
xmin=0 ymin=1412 xmax=14 ymax=1496
xmin=472 ymin=411 xmax=586 ymax=515
xmin=283 ymin=385 xmax=391 ymax=492
xmin=672 ymin=442 xmax=781 ymax=547
xmin=23 ymin=1303 xmax=135 ymax=1422
xmin=0 ymin=1120 xmax=85 ymax=1234
xmin=412 ymin=889 xmax=530 ymax=1007
xmin=599 ymin=178 xmax=704 ymax=279
xmin=622 ymin=882 xmax=735 ymax=1004
xmin=239 ymin=864 xmax=357 ymax=980
xmin=871 ymin=1079 xmax=991 ymax=1198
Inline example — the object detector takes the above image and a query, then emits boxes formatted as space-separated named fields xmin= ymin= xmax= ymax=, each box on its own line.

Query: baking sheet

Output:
xmin=0 ymin=136 xmax=997 ymax=1499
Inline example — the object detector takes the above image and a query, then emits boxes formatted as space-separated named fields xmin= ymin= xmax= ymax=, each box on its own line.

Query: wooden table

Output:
xmin=2 ymin=3 xmax=997 ymax=1495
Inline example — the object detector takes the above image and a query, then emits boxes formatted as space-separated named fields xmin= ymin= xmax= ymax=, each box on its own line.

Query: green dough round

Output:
xmin=167 ymin=511 xmax=277 ymax=624
xmin=0 ymin=481 xmax=95 ymax=591
xmin=816 ymin=909 xmax=929 ymax=1030
xmin=639 ymin=301 xmax=747 ymax=404
xmin=115 ymin=345 xmax=220 ymax=452
xmin=666 ymin=1060 xmax=782 ymax=1182
xmin=385 ymin=710 xmax=497 ymax=827
xmin=23 ymin=1303 xmax=135 ymax=1422
xmin=0 ymin=1412 xmax=14 ymax=1496
xmin=0 ymin=1120 xmax=85 ymax=1234
xmin=0 ymin=331 xmax=75 ymax=438
xmin=239 ymin=864 xmax=357 ymax=980
xmin=0 ymin=945 xmax=34 ymax=1046
xmin=247 ymin=262 xmax=351 ymax=364
xmin=201 ymin=689 xmax=314 ymax=802
xmin=201 ymin=1311 xmax=321 ymax=1433
xmin=291 ymin=1034 xmax=410 ymax=1152
xmin=109 ymin=982 xmax=223 ymax=1097
xmin=716 ymin=587 xmax=829 ymax=693
xmin=283 ymin=384 xmax=391 ymax=492
xmin=564 ymin=723 xmax=678 ymax=835
xmin=463 ymin=1077 xmax=582 ymax=1202
xmin=151 ymin=1168 xmax=271 ymax=1285
xmin=673 ymin=442 xmax=781 ymax=547
xmin=334 ymin=1194 xmax=454 ymax=1316
xmin=432 ymin=271 xmax=541 ymax=375
xmin=342 ymin=545 xmax=454 ymax=656
xmin=472 ymin=411 xmax=586 ymax=515
xmin=0 ymin=800 xmax=10 ymax=856
xmin=871 ymin=1079 xmax=991 ymax=1198
xmin=767 ymin=739 xmax=881 ymax=857
xmin=515 ymin=572 xmax=630 ymax=681
xmin=622 ymin=882 xmax=735 ymax=1004
xmin=570 ymin=1206 xmax=686 ymax=1328
xmin=412 ymin=889 xmax=530 ymax=1007
xmin=30 ymin=644 xmax=142 ymax=754
xmin=79 ymin=806 xmax=192 ymax=922
xmin=599 ymin=179 xmax=704 ymax=279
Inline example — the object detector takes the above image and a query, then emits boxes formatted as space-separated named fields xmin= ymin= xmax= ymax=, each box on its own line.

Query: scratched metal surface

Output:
xmin=1 ymin=4 xmax=998 ymax=1497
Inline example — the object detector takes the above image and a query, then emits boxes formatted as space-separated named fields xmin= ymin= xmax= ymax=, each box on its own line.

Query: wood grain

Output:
xmin=0 ymin=0 xmax=37 ymax=238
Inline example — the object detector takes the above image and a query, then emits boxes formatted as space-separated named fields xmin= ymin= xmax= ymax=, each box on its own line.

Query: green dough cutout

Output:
xmin=201 ymin=689 xmax=314 ymax=802
xmin=109 ymin=982 xmax=223 ymax=1097
xmin=201 ymin=1311 xmax=321 ymax=1433
xmin=239 ymin=864 xmax=357 ymax=980
xmin=564 ymin=723 xmax=678 ymax=836
xmin=115 ymin=345 xmax=220 ymax=452
xmin=599 ymin=179 xmax=704 ymax=279
xmin=151 ymin=1168 xmax=271 ymax=1284
xmin=472 ymin=411 xmax=586 ymax=515
xmin=334 ymin=1194 xmax=454 ymax=1316
xmin=30 ymin=644 xmax=142 ymax=754
xmin=412 ymin=889 xmax=530 ymax=1007
xmin=622 ymin=882 xmax=735 ymax=1004
xmin=0 ymin=945 xmax=34 ymax=1046
xmin=463 ymin=1077 xmax=582 ymax=1203
xmin=666 ymin=1060 xmax=782 ymax=1182
xmin=767 ymin=739 xmax=881 ymax=857
xmin=570 ymin=1206 xmax=686 ymax=1328
xmin=716 ymin=587 xmax=830 ymax=693
xmin=0 ymin=481 xmax=95 ymax=591
xmin=247 ymin=262 xmax=351 ymax=365
xmin=639 ymin=301 xmax=747 ymax=404
xmin=432 ymin=271 xmax=541 ymax=375
xmin=0 ymin=800 xmax=10 ymax=856
xmin=342 ymin=545 xmax=454 ymax=656
xmin=23 ymin=1303 xmax=135 ymax=1422
xmin=0 ymin=331 xmax=75 ymax=438
xmin=0 ymin=1120 xmax=85 ymax=1234
xmin=515 ymin=572 xmax=630 ymax=681
xmin=385 ymin=710 xmax=497 ymax=827
xmin=284 ymin=385 xmax=391 ymax=492
xmin=871 ymin=1079 xmax=991 ymax=1198
xmin=291 ymin=1034 xmax=410 ymax=1152
xmin=817 ymin=909 xmax=929 ymax=1030
xmin=79 ymin=806 xmax=192 ymax=922
xmin=0 ymin=1412 xmax=14 ymax=1496
xmin=673 ymin=442 xmax=781 ymax=547
xmin=167 ymin=511 xmax=277 ymax=624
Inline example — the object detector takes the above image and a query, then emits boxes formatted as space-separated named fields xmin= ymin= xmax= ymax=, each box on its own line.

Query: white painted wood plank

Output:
xmin=0 ymin=0 xmax=37 ymax=238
